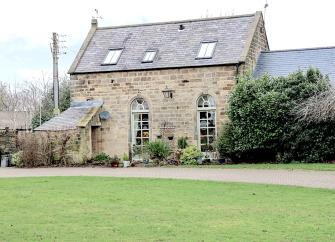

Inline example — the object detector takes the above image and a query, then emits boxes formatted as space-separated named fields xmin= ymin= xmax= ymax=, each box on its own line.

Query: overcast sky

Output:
xmin=1 ymin=0 xmax=334 ymax=83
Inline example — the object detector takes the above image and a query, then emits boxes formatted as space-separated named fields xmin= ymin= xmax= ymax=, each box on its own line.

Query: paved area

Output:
xmin=1 ymin=167 xmax=335 ymax=189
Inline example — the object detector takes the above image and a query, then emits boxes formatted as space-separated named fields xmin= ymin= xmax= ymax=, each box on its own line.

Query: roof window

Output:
xmin=197 ymin=42 xmax=217 ymax=59
xmin=142 ymin=50 xmax=157 ymax=63
xmin=103 ymin=49 xmax=123 ymax=64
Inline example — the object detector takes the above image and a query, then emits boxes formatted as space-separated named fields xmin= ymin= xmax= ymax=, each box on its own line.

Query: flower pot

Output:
xmin=123 ymin=160 xmax=130 ymax=168
xmin=196 ymin=157 xmax=203 ymax=165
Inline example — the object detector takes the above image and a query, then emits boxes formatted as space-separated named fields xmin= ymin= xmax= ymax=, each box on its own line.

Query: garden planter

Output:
xmin=123 ymin=160 xmax=130 ymax=168
xmin=197 ymin=157 xmax=203 ymax=165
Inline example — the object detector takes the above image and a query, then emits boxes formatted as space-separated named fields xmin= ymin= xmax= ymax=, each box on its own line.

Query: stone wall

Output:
xmin=243 ymin=14 xmax=269 ymax=72
xmin=70 ymin=65 xmax=237 ymax=157
xmin=0 ymin=129 xmax=17 ymax=155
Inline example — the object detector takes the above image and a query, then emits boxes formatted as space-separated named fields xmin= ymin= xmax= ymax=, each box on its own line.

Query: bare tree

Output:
xmin=294 ymin=88 xmax=335 ymax=123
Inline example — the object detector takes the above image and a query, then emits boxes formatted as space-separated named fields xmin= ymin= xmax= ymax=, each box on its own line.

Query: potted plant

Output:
xmin=122 ymin=153 xmax=130 ymax=168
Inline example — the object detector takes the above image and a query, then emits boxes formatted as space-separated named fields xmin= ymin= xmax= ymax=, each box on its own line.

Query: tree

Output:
xmin=217 ymin=68 xmax=335 ymax=163
xmin=294 ymin=88 xmax=335 ymax=123
xmin=31 ymin=77 xmax=71 ymax=129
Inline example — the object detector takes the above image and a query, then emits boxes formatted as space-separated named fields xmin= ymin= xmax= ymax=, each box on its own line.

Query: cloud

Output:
xmin=1 ymin=0 xmax=335 ymax=83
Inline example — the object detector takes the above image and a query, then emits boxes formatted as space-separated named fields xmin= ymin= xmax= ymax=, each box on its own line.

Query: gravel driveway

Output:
xmin=1 ymin=167 xmax=335 ymax=189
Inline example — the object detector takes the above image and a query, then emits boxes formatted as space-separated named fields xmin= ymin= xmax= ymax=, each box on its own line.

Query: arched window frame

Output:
xmin=197 ymin=95 xmax=217 ymax=153
xmin=131 ymin=98 xmax=150 ymax=148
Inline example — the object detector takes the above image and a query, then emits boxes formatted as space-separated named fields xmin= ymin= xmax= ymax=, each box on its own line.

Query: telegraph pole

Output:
xmin=51 ymin=32 xmax=60 ymax=115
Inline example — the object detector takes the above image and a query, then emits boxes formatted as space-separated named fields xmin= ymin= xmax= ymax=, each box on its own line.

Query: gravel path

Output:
xmin=1 ymin=167 xmax=335 ymax=189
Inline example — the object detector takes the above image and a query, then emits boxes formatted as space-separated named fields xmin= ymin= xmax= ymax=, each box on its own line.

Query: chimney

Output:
xmin=91 ymin=18 xmax=98 ymax=29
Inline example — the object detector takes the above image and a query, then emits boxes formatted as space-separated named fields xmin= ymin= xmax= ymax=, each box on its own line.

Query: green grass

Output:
xmin=181 ymin=163 xmax=335 ymax=171
xmin=0 ymin=177 xmax=334 ymax=241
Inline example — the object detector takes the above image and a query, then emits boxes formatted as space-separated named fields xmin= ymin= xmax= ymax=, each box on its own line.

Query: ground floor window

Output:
xmin=197 ymin=95 xmax=216 ymax=152
xmin=131 ymin=98 xmax=150 ymax=148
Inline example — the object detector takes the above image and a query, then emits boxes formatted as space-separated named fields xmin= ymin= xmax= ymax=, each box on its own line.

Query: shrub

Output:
xmin=122 ymin=153 xmax=129 ymax=161
xmin=107 ymin=155 xmax=120 ymax=167
xmin=145 ymin=140 xmax=171 ymax=162
xmin=11 ymin=151 xmax=23 ymax=167
xmin=218 ymin=68 xmax=334 ymax=163
xmin=180 ymin=145 xmax=203 ymax=165
xmin=93 ymin=152 xmax=110 ymax=161
xmin=177 ymin=136 xmax=188 ymax=149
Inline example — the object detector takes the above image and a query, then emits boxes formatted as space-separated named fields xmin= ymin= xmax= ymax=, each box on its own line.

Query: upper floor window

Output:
xmin=142 ymin=50 xmax=157 ymax=63
xmin=103 ymin=49 xmax=123 ymax=64
xmin=197 ymin=42 xmax=217 ymax=59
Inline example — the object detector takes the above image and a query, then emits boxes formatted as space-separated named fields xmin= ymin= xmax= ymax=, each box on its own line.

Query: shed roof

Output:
xmin=70 ymin=12 xmax=262 ymax=74
xmin=254 ymin=46 xmax=335 ymax=84
xmin=34 ymin=100 xmax=103 ymax=131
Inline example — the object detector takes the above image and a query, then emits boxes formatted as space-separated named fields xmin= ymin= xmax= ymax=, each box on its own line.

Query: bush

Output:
xmin=177 ymin=136 xmax=188 ymax=149
xmin=145 ymin=140 xmax=171 ymax=162
xmin=93 ymin=152 xmax=110 ymax=162
xmin=180 ymin=145 xmax=203 ymax=165
xmin=107 ymin=155 xmax=120 ymax=167
xmin=122 ymin=153 xmax=129 ymax=161
xmin=11 ymin=151 xmax=23 ymax=167
xmin=218 ymin=68 xmax=334 ymax=163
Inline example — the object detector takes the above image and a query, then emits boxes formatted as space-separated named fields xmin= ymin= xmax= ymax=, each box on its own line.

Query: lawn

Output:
xmin=182 ymin=163 xmax=335 ymax=171
xmin=0 ymin=177 xmax=334 ymax=241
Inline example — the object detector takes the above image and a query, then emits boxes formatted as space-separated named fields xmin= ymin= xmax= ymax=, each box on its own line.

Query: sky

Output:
xmin=1 ymin=0 xmax=335 ymax=84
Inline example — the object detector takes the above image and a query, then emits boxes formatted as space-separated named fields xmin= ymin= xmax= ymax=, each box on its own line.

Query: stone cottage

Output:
xmin=36 ymin=11 xmax=270 ymax=160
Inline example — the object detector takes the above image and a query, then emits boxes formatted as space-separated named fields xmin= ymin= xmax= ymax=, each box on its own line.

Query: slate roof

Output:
xmin=254 ymin=46 xmax=335 ymax=84
xmin=34 ymin=100 xmax=103 ymax=131
xmin=0 ymin=111 xmax=31 ymax=130
xmin=70 ymin=13 xmax=260 ymax=74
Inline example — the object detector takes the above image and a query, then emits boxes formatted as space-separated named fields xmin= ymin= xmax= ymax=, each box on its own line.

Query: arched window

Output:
xmin=197 ymin=95 xmax=216 ymax=152
xmin=131 ymin=98 xmax=150 ymax=147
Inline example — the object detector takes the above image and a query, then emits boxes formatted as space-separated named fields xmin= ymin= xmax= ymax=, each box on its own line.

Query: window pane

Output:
xmin=136 ymin=130 xmax=141 ymax=138
xmin=204 ymin=43 xmax=216 ymax=57
xmin=198 ymin=43 xmax=208 ymax=58
xmin=208 ymin=119 xmax=215 ymax=127
xmin=135 ymin=122 xmax=141 ymax=129
xmin=142 ymin=131 xmax=149 ymax=138
xmin=133 ymin=113 xmax=140 ymax=122
xmin=200 ymin=120 xmax=207 ymax=127
xmin=208 ymin=128 xmax=215 ymax=135
xmin=200 ymin=112 xmax=207 ymax=119
xmin=142 ymin=114 xmax=149 ymax=121
xmin=200 ymin=128 xmax=207 ymax=136
xmin=208 ymin=136 xmax=215 ymax=143
xmin=197 ymin=42 xmax=216 ymax=58
xmin=200 ymin=136 xmax=207 ymax=144
xmin=104 ymin=49 xmax=122 ymax=64
xmin=142 ymin=122 xmax=149 ymax=129
xmin=136 ymin=139 xmax=142 ymax=145
xmin=143 ymin=51 xmax=156 ymax=62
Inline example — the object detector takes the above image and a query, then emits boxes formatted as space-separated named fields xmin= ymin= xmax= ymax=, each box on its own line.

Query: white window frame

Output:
xmin=131 ymin=99 xmax=150 ymax=148
xmin=142 ymin=50 xmax=157 ymax=63
xmin=196 ymin=41 xmax=217 ymax=59
xmin=102 ymin=48 xmax=123 ymax=65
xmin=197 ymin=95 xmax=217 ymax=155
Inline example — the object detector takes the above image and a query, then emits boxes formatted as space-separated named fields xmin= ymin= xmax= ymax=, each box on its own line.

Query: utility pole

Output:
xmin=51 ymin=32 xmax=60 ymax=115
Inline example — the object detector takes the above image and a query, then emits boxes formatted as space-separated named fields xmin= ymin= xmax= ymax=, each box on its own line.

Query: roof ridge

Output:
xmin=97 ymin=13 xmax=256 ymax=30
xmin=262 ymin=46 xmax=335 ymax=54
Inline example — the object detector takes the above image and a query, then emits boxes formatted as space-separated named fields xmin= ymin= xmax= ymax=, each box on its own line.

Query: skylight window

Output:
xmin=142 ymin=51 xmax=157 ymax=63
xmin=103 ymin=49 xmax=123 ymax=64
xmin=197 ymin=42 xmax=217 ymax=59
